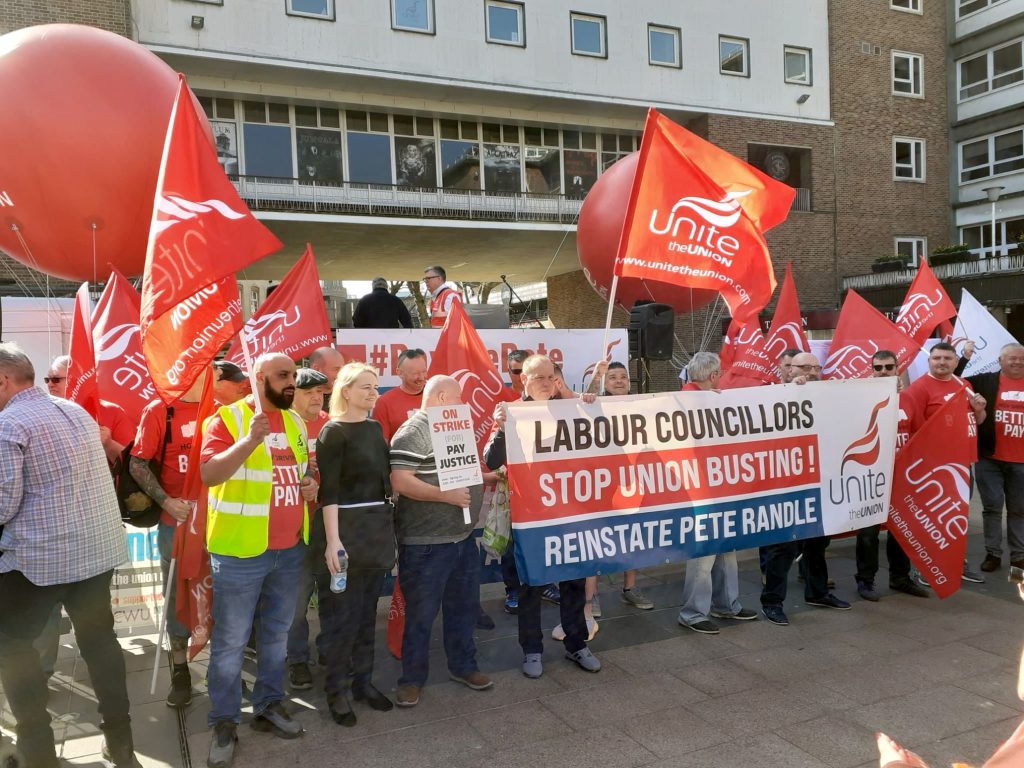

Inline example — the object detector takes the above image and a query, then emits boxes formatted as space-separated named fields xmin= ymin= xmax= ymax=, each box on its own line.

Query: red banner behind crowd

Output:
xmin=173 ymin=371 xmax=217 ymax=660
xmin=614 ymin=109 xmax=795 ymax=324
xmin=140 ymin=75 xmax=281 ymax=402
xmin=224 ymin=245 xmax=332 ymax=367
xmin=718 ymin=322 xmax=776 ymax=388
xmin=764 ymin=263 xmax=810 ymax=360
xmin=66 ymin=282 xmax=100 ymax=420
xmin=92 ymin=271 xmax=155 ymax=424
xmin=823 ymin=290 xmax=921 ymax=379
xmin=427 ymin=301 xmax=505 ymax=453
xmin=895 ymin=261 xmax=957 ymax=345
xmin=887 ymin=391 xmax=971 ymax=598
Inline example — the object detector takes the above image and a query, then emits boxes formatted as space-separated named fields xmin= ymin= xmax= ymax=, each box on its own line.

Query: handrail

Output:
xmin=842 ymin=250 xmax=1024 ymax=291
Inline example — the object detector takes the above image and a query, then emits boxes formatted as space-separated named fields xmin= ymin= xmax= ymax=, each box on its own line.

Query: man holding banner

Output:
xmin=485 ymin=354 xmax=602 ymax=678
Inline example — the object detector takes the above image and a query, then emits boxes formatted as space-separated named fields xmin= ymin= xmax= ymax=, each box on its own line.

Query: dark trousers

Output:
xmin=398 ymin=538 xmax=480 ymax=687
xmin=760 ymin=536 xmax=830 ymax=606
xmin=518 ymin=578 xmax=587 ymax=655
xmin=316 ymin=568 xmax=386 ymax=703
xmin=855 ymin=525 xmax=911 ymax=583
xmin=0 ymin=569 xmax=131 ymax=768
xmin=500 ymin=538 xmax=520 ymax=596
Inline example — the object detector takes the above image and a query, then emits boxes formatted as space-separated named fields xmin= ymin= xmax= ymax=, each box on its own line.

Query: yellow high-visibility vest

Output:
xmin=206 ymin=401 xmax=309 ymax=558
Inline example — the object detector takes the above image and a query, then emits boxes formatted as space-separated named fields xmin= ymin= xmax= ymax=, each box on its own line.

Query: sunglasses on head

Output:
xmin=872 ymin=363 xmax=896 ymax=372
xmin=43 ymin=376 xmax=66 ymax=384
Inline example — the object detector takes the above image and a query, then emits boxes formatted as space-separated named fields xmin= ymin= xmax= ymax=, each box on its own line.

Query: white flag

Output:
xmin=952 ymin=289 xmax=1019 ymax=376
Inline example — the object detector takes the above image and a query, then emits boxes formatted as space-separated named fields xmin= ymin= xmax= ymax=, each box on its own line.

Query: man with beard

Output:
xmin=200 ymin=354 xmax=319 ymax=768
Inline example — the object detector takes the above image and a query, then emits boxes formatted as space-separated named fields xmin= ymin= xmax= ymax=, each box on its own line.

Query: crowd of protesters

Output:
xmin=2 ymin=268 xmax=1024 ymax=768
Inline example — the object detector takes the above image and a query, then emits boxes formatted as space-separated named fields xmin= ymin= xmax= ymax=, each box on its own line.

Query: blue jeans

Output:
xmin=207 ymin=544 xmax=304 ymax=726
xmin=398 ymin=537 xmax=480 ymax=687
xmin=157 ymin=522 xmax=190 ymax=646
xmin=286 ymin=544 xmax=326 ymax=665
xmin=679 ymin=552 xmax=742 ymax=625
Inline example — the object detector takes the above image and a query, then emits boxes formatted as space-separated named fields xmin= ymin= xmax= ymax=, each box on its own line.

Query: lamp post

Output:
xmin=982 ymin=185 xmax=1005 ymax=259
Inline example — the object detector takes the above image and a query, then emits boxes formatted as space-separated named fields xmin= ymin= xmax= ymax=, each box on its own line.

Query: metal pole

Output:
xmin=991 ymin=200 xmax=998 ymax=261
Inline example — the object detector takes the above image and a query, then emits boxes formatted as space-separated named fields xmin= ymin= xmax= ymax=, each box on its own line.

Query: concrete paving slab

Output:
xmin=910 ymin=714 xmax=1022 ymax=767
xmin=618 ymin=704 xmax=733 ymax=757
xmin=776 ymin=714 xmax=881 ymax=768
xmin=655 ymin=732 xmax=831 ymax=768
xmin=471 ymin=727 xmax=655 ymax=768
xmin=670 ymin=657 xmax=771 ymax=697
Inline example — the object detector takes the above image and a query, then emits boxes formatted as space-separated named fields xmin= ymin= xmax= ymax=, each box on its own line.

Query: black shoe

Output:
xmin=541 ymin=585 xmax=561 ymax=605
xmin=476 ymin=611 xmax=496 ymax=630
xmin=328 ymin=697 xmax=357 ymax=727
xmin=680 ymin=619 xmax=720 ymax=635
xmin=856 ymin=580 xmax=880 ymax=602
xmin=101 ymin=736 xmax=140 ymax=768
xmin=207 ymin=721 xmax=237 ymax=768
xmin=980 ymin=554 xmax=1001 ymax=572
xmin=166 ymin=665 xmax=193 ymax=708
xmin=806 ymin=593 xmax=851 ymax=610
xmin=761 ymin=605 xmax=789 ymax=626
xmin=288 ymin=662 xmax=313 ymax=691
xmin=352 ymin=682 xmax=393 ymax=712
xmin=890 ymin=578 xmax=929 ymax=598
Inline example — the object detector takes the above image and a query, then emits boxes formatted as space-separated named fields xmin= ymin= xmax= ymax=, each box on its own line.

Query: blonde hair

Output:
xmin=329 ymin=362 xmax=378 ymax=419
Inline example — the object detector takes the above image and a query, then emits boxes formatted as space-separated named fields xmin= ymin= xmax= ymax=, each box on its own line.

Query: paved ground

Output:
xmin=3 ymin=521 xmax=1023 ymax=768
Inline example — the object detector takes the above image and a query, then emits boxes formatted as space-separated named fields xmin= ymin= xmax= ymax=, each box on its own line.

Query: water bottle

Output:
xmin=330 ymin=548 xmax=348 ymax=593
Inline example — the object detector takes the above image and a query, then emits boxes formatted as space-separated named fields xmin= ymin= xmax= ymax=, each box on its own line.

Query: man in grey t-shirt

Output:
xmin=390 ymin=376 xmax=491 ymax=707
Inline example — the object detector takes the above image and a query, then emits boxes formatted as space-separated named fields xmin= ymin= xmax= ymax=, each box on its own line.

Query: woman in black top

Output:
xmin=315 ymin=362 xmax=395 ymax=725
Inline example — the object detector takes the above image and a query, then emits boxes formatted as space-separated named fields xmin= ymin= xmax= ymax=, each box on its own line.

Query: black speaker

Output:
xmin=628 ymin=302 xmax=674 ymax=361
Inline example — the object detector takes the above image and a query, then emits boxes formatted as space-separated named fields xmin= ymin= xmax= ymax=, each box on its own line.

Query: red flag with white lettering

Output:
xmin=763 ymin=263 xmax=810 ymax=361
xmin=173 ymin=371 xmax=217 ymax=660
xmin=887 ymin=391 xmax=971 ymax=598
xmin=719 ymin=321 xmax=776 ymax=388
xmin=386 ymin=578 xmax=406 ymax=659
xmin=895 ymin=261 xmax=957 ymax=345
xmin=427 ymin=301 xmax=505 ymax=453
xmin=823 ymin=291 xmax=921 ymax=379
xmin=140 ymin=75 xmax=281 ymax=402
xmin=92 ymin=271 xmax=155 ymax=424
xmin=719 ymin=319 xmax=741 ymax=372
xmin=613 ymin=109 xmax=795 ymax=324
xmin=66 ymin=283 xmax=100 ymax=420
xmin=223 ymin=245 xmax=331 ymax=367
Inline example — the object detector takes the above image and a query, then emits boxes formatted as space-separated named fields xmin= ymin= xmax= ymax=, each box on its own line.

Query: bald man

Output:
xmin=200 ymin=353 xmax=319 ymax=767
xmin=390 ymin=376 xmax=489 ymax=707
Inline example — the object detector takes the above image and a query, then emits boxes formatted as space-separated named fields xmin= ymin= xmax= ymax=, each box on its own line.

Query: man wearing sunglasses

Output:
xmin=855 ymin=351 xmax=928 ymax=601
xmin=423 ymin=266 xmax=462 ymax=329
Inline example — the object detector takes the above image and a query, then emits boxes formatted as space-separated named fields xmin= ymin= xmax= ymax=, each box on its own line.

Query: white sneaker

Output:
xmin=590 ymin=594 xmax=602 ymax=618
xmin=551 ymin=619 xmax=598 ymax=642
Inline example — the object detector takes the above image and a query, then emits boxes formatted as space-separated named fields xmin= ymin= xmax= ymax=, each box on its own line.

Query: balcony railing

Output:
xmin=231 ymin=176 xmax=583 ymax=224
xmin=842 ymin=250 xmax=1024 ymax=291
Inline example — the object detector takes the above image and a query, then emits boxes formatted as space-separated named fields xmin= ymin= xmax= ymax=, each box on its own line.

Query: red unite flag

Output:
xmin=887 ymin=391 xmax=971 ymax=598
xmin=823 ymin=291 xmax=921 ymax=379
xmin=223 ymin=245 xmax=332 ymax=367
xmin=763 ymin=263 xmax=810 ymax=361
xmin=614 ymin=109 xmax=796 ymax=324
xmin=140 ymin=75 xmax=282 ymax=403
xmin=92 ymin=270 xmax=155 ymax=424
xmin=718 ymin=321 xmax=776 ymax=388
xmin=173 ymin=371 xmax=217 ymax=659
xmin=719 ymin=319 xmax=741 ymax=372
xmin=427 ymin=301 xmax=506 ymax=453
xmin=66 ymin=283 xmax=100 ymax=420
xmin=895 ymin=261 xmax=957 ymax=345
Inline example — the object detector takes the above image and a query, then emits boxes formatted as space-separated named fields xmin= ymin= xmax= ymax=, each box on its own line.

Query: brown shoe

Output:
xmin=396 ymin=684 xmax=421 ymax=707
xmin=449 ymin=671 xmax=494 ymax=691
xmin=980 ymin=554 xmax=1001 ymax=572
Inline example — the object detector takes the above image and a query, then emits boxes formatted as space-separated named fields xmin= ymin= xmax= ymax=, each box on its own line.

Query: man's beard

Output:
xmin=264 ymin=380 xmax=295 ymax=409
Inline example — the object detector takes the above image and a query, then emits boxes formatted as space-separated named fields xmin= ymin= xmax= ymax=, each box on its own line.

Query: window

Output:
xmin=485 ymin=1 xmax=524 ymax=47
xmin=525 ymin=127 xmax=561 ymax=193
xmin=892 ymin=51 xmax=923 ymax=97
xmin=601 ymin=133 xmax=637 ymax=171
xmin=293 ymin=106 xmax=343 ymax=184
xmin=719 ymin=36 xmax=749 ymax=77
xmin=958 ymin=0 xmax=1010 ymax=19
xmin=893 ymin=137 xmax=926 ymax=181
xmin=748 ymin=144 xmax=812 ymax=210
xmin=895 ymin=237 xmax=926 ymax=267
xmin=962 ymin=218 xmax=1024 ymax=258
xmin=564 ymin=129 xmax=598 ymax=198
xmin=784 ymin=46 xmax=811 ymax=85
xmin=345 ymin=110 xmax=391 ymax=185
xmin=391 ymin=0 xmax=434 ymax=33
xmin=648 ymin=24 xmax=681 ymax=68
xmin=957 ymin=40 xmax=1024 ymax=101
xmin=959 ymin=128 xmax=1024 ymax=183
xmin=571 ymin=13 xmax=607 ymax=58
xmin=286 ymin=0 xmax=334 ymax=20
xmin=890 ymin=0 xmax=921 ymax=13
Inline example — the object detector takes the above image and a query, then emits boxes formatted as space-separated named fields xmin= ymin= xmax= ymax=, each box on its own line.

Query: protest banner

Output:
xmin=428 ymin=403 xmax=483 ymax=524
xmin=336 ymin=328 xmax=628 ymax=392
xmin=503 ymin=379 xmax=898 ymax=584
xmin=894 ymin=260 xmax=956 ymax=345
xmin=111 ymin=526 xmax=164 ymax=635
xmin=951 ymin=289 xmax=1019 ymax=376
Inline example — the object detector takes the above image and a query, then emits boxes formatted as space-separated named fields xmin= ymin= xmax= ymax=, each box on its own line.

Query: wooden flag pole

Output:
xmin=237 ymin=328 xmax=262 ymax=415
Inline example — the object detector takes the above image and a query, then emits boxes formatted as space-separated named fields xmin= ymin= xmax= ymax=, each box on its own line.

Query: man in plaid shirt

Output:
xmin=0 ymin=343 xmax=137 ymax=768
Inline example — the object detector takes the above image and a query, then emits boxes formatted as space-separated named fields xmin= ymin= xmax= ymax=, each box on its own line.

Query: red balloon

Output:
xmin=0 ymin=25 xmax=210 ymax=282
xmin=577 ymin=151 xmax=718 ymax=315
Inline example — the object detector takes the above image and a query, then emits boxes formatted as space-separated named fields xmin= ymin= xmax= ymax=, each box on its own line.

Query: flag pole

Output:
xmin=149 ymin=555 xmax=176 ymax=695
xmin=238 ymin=329 xmax=263 ymax=416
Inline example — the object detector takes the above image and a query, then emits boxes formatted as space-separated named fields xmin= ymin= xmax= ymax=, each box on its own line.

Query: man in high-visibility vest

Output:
xmin=423 ymin=266 xmax=462 ymax=328
xmin=199 ymin=353 xmax=318 ymax=768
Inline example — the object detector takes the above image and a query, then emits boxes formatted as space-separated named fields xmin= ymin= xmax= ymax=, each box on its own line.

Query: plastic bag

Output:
xmin=481 ymin=467 xmax=511 ymax=557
